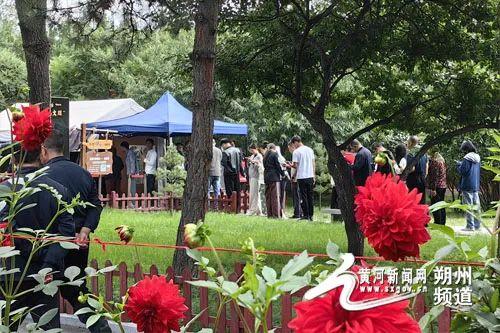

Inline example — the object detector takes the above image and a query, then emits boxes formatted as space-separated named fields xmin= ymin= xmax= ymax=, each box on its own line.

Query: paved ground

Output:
xmin=451 ymin=225 xmax=491 ymax=236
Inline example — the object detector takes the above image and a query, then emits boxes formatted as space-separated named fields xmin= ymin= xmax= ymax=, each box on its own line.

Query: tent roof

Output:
xmin=87 ymin=92 xmax=248 ymax=136
xmin=0 ymin=98 xmax=144 ymax=142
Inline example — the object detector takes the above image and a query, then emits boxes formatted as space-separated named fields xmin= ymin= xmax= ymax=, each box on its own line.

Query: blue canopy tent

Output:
xmin=87 ymin=92 xmax=248 ymax=136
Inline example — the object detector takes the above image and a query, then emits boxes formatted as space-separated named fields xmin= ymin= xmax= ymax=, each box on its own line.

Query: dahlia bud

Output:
xmin=115 ymin=225 xmax=134 ymax=244
xmin=374 ymin=154 xmax=387 ymax=166
xmin=183 ymin=222 xmax=210 ymax=249
xmin=11 ymin=111 xmax=24 ymax=122
xmin=77 ymin=294 xmax=88 ymax=304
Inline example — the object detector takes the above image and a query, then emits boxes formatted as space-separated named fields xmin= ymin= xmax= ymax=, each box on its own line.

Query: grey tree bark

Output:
xmin=15 ymin=0 xmax=51 ymax=106
xmin=173 ymin=0 xmax=219 ymax=275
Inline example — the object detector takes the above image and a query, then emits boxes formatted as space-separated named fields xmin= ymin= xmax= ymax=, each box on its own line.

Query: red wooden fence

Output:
xmin=60 ymin=260 xmax=452 ymax=332
xmin=99 ymin=191 xmax=249 ymax=214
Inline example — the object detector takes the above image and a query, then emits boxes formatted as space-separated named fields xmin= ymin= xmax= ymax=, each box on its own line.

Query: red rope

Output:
xmin=3 ymin=233 xmax=486 ymax=267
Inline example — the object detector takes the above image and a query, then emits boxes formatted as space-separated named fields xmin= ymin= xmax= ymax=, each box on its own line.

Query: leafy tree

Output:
xmin=312 ymin=142 xmax=332 ymax=209
xmin=156 ymin=144 xmax=187 ymax=197
xmin=218 ymin=0 xmax=499 ymax=255
xmin=109 ymin=29 xmax=193 ymax=107
xmin=0 ymin=48 xmax=28 ymax=104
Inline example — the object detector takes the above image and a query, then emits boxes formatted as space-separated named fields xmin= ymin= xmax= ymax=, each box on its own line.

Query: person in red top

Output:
xmin=330 ymin=146 xmax=357 ymax=209
xmin=342 ymin=149 xmax=356 ymax=165
xmin=427 ymin=151 xmax=447 ymax=225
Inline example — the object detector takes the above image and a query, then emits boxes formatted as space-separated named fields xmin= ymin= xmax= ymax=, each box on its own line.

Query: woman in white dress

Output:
xmin=246 ymin=144 xmax=264 ymax=215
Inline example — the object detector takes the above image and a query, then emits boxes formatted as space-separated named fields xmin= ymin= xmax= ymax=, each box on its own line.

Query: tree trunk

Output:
xmin=15 ymin=0 xmax=51 ymax=106
xmin=173 ymin=0 xmax=219 ymax=276
xmin=305 ymin=115 xmax=365 ymax=256
xmin=326 ymin=145 xmax=365 ymax=256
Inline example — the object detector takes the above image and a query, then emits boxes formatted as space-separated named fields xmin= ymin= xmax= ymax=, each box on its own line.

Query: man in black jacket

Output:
xmin=40 ymin=131 xmax=111 ymax=333
xmin=1 ymin=148 xmax=75 ymax=330
xmin=351 ymin=139 xmax=373 ymax=186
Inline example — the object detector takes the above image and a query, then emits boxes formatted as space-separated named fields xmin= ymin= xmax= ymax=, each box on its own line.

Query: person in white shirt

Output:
xmin=291 ymin=135 xmax=316 ymax=221
xmin=394 ymin=143 xmax=408 ymax=175
xmin=144 ymin=138 xmax=157 ymax=195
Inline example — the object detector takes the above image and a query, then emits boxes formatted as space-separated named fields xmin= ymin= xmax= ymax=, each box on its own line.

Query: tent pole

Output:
xmin=81 ymin=123 xmax=87 ymax=167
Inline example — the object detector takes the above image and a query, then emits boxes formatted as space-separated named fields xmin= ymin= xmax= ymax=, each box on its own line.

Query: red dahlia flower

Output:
xmin=289 ymin=265 xmax=421 ymax=333
xmin=124 ymin=276 xmax=187 ymax=333
xmin=11 ymin=105 xmax=52 ymax=151
xmin=355 ymin=172 xmax=430 ymax=261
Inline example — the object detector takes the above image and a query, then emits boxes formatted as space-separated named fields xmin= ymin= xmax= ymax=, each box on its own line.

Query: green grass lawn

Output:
xmin=90 ymin=208 xmax=493 ymax=272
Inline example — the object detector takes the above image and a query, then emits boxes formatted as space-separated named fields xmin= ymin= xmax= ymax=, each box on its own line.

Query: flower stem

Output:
xmin=117 ymin=321 xmax=126 ymax=333
xmin=206 ymin=236 xmax=227 ymax=279
xmin=133 ymin=246 xmax=144 ymax=279
xmin=205 ymin=236 xmax=252 ymax=333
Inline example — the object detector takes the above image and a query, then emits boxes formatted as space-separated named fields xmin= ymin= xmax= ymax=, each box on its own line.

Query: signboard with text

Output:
xmin=85 ymin=151 xmax=113 ymax=176
xmin=85 ymin=139 xmax=113 ymax=150
xmin=51 ymin=97 xmax=70 ymax=158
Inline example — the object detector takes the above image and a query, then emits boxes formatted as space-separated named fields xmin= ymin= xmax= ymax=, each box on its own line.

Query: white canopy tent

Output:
xmin=0 ymin=98 xmax=144 ymax=150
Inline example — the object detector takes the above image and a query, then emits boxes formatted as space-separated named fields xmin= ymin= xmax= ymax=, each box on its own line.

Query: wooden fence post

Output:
xmin=90 ymin=259 xmax=99 ymax=295
xmin=413 ymin=294 xmax=426 ymax=321
xmin=438 ymin=307 xmax=451 ymax=333
xmin=104 ymin=260 xmax=114 ymax=302
xmin=111 ymin=191 xmax=117 ymax=209
xmin=230 ymin=191 xmax=237 ymax=213
xmin=199 ymin=271 xmax=210 ymax=327
xmin=64 ymin=259 xmax=453 ymax=332
xmin=118 ymin=262 xmax=128 ymax=297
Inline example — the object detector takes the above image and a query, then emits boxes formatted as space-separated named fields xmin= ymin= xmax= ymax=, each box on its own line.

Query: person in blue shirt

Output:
xmin=457 ymin=140 xmax=481 ymax=231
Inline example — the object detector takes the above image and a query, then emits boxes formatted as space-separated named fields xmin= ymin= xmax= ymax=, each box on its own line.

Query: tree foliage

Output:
xmin=156 ymin=144 xmax=186 ymax=197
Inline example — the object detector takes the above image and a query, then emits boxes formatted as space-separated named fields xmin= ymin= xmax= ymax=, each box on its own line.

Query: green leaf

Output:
xmin=326 ymin=241 xmax=341 ymax=261
xmin=243 ymin=263 xmax=259 ymax=294
xmin=97 ymin=265 xmax=117 ymax=274
xmin=475 ymin=312 xmax=498 ymax=330
xmin=490 ymin=289 xmax=499 ymax=311
xmin=86 ymin=314 xmax=102 ymax=328
xmin=419 ymin=305 xmax=444 ymax=333
xmin=429 ymin=223 xmax=456 ymax=240
xmin=478 ymin=246 xmax=489 ymax=259
xmin=64 ymin=266 xmax=80 ymax=281
xmin=221 ymin=281 xmax=239 ymax=296
xmin=186 ymin=248 xmax=203 ymax=262
xmin=0 ymin=246 xmax=19 ymax=259
xmin=187 ymin=280 xmax=221 ymax=292
xmin=87 ymin=297 xmax=102 ymax=311
xmin=434 ymin=244 xmax=457 ymax=260
xmin=60 ymin=241 xmax=80 ymax=250
xmin=36 ymin=308 xmax=59 ymax=328
xmin=428 ymin=201 xmax=451 ymax=213
xmin=0 ymin=154 xmax=11 ymax=169
xmin=262 ymin=266 xmax=277 ymax=285
xmin=42 ymin=281 xmax=62 ymax=297
xmin=74 ymin=307 xmax=94 ymax=316
xmin=84 ymin=267 xmax=97 ymax=276
xmin=280 ymin=251 xmax=314 ymax=280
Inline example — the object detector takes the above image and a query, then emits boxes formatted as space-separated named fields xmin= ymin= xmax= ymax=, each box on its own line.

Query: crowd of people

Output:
xmin=210 ymin=134 xmax=482 ymax=231
xmin=208 ymin=136 xmax=317 ymax=221
xmin=345 ymin=135 xmax=482 ymax=231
